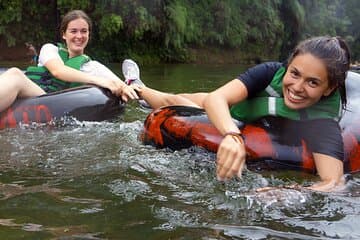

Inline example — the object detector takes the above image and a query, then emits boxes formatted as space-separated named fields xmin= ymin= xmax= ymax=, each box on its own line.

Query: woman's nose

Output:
xmin=292 ymin=79 xmax=305 ymax=92
xmin=76 ymin=32 xmax=82 ymax=37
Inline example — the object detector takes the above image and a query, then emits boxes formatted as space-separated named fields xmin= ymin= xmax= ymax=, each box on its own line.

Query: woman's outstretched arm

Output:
xmin=308 ymin=153 xmax=345 ymax=191
xmin=44 ymin=58 xmax=139 ymax=102
xmin=203 ymin=79 xmax=249 ymax=180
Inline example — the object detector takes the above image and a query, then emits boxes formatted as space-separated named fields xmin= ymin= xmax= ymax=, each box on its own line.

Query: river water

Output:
xmin=0 ymin=64 xmax=360 ymax=239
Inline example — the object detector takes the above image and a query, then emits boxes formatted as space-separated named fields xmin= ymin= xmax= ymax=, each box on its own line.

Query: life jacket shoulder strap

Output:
xmin=230 ymin=66 xmax=341 ymax=122
xmin=25 ymin=43 xmax=91 ymax=92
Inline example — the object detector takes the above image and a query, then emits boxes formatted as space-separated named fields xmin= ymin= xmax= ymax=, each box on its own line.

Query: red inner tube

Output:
xmin=141 ymin=72 xmax=360 ymax=174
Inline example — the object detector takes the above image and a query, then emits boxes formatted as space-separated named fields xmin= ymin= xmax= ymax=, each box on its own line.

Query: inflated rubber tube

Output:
xmin=140 ymin=71 xmax=360 ymax=174
xmin=0 ymin=85 xmax=125 ymax=129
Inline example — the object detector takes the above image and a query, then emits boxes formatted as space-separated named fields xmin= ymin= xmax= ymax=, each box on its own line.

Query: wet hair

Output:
xmin=60 ymin=10 xmax=92 ymax=37
xmin=287 ymin=36 xmax=351 ymax=106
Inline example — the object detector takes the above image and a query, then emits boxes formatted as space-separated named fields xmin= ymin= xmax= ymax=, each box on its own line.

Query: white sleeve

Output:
xmin=80 ymin=60 xmax=121 ymax=80
xmin=37 ymin=43 xmax=63 ymax=66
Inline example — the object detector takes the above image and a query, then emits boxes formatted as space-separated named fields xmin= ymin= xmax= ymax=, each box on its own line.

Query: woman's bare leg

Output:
xmin=139 ymin=86 xmax=208 ymax=109
xmin=0 ymin=67 xmax=45 ymax=111
xmin=122 ymin=59 xmax=208 ymax=109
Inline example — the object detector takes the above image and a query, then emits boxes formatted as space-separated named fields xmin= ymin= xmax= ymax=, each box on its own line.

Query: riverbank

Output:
xmin=0 ymin=42 xmax=30 ymax=62
xmin=187 ymin=47 xmax=271 ymax=64
xmin=0 ymin=42 xmax=274 ymax=65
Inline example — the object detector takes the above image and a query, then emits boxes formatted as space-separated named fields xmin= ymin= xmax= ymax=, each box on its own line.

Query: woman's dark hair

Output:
xmin=60 ymin=10 xmax=92 ymax=38
xmin=287 ymin=36 xmax=351 ymax=106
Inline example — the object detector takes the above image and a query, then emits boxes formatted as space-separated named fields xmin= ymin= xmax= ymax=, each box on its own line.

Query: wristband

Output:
xmin=223 ymin=131 xmax=244 ymax=144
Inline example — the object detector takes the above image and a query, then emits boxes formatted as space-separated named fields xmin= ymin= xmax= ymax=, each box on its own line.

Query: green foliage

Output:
xmin=279 ymin=0 xmax=305 ymax=59
xmin=343 ymin=0 xmax=360 ymax=61
xmin=98 ymin=14 xmax=123 ymax=40
xmin=301 ymin=0 xmax=348 ymax=37
xmin=164 ymin=0 xmax=192 ymax=49
xmin=56 ymin=0 xmax=91 ymax=14
xmin=0 ymin=0 xmax=23 ymax=45
xmin=0 ymin=0 xmax=56 ymax=47
xmin=0 ymin=0 xmax=358 ymax=62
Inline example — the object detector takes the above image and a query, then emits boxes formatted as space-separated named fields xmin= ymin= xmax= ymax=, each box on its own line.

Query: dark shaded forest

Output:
xmin=0 ymin=0 xmax=359 ymax=64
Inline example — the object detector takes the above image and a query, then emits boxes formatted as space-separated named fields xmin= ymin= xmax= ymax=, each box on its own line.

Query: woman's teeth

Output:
xmin=288 ymin=90 xmax=303 ymax=100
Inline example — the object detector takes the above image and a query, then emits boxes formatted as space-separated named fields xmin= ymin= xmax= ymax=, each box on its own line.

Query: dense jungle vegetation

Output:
xmin=0 ymin=0 xmax=359 ymax=63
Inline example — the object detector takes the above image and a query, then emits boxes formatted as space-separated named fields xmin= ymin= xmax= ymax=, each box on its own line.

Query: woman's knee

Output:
xmin=4 ymin=67 xmax=23 ymax=76
xmin=1 ymin=67 xmax=25 ymax=82
xmin=0 ymin=68 xmax=32 ymax=94
xmin=2 ymin=67 xmax=28 ymax=85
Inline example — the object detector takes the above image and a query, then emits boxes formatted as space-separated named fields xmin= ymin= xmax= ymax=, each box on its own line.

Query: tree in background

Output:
xmin=343 ymin=0 xmax=360 ymax=61
xmin=0 ymin=0 xmax=58 ymax=47
xmin=0 ymin=0 xmax=358 ymax=63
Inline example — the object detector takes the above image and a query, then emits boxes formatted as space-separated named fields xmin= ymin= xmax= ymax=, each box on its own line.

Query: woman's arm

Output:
xmin=302 ymin=119 xmax=345 ymax=192
xmin=203 ymin=79 xmax=249 ymax=180
xmin=45 ymin=58 xmax=119 ymax=86
xmin=39 ymin=43 xmax=139 ymax=101
xmin=44 ymin=58 xmax=139 ymax=102
xmin=308 ymin=153 xmax=345 ymax=191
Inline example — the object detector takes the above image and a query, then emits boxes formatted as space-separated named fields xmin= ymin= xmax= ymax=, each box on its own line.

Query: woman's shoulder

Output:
xmin=38 ymin=43 xmax=61 ymax=66
xmin=40 ymin=43 xmax=58 ymax=51
xmin=255 ymin=61 xmax=284 ymax=72
xmin=242 ymin=62 xmax=283 ymax=77
xmin=39 ymin=43 xmax=59 ymax=56
xmin=241 ymin=61 xmax=284 ymax=81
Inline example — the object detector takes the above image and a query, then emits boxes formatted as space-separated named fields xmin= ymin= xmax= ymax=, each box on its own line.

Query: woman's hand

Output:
xmin=306 ymin=176 xmax=346 ymax=192
xmin=308 ymin=153 xmax=345 ymax=192
xmin=95 ymin=79 xmax=141 ymax=102
xmin=216 ymin=134 xmax=246 ymax=181
xmin=118 ymin=84 xmax=142 ymax=102
xmin=202 ymin=80 xmax=249 ymax=181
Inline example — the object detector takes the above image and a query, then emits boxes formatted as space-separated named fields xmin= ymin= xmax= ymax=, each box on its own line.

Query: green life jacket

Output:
xmin=230 ymin=66 xmax=342 ymax=122
xmin=25 ymin=43 xmax=91 ymax=93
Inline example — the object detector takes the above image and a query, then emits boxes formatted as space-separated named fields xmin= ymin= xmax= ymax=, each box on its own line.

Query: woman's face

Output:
xmin=62 ymin=18 xmax=89 ymax=57
xmin=282 ymin=53 xmax=335 ymax=110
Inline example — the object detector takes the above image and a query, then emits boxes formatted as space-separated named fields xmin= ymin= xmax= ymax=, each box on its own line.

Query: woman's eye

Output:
xmin=290 ymin=70 xmax=299 ymax=77
xmin=308 ymin=80 xmax=318 ymax=87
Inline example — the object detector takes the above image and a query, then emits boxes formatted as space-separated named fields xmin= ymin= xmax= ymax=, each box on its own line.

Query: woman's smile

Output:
xmin=282 ymin=53 xmax=333 ymax=110
xmin=62 ymin=18 xmax=89 ymax=57
xmin=287 ymin=89 xmax=305 ymax=102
